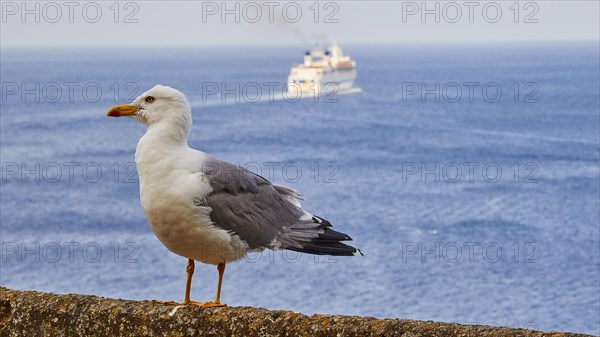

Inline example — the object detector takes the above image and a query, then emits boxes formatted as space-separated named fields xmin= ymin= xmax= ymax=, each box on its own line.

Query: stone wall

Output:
xmin=0 ymin=287 xmax=594 ymax=337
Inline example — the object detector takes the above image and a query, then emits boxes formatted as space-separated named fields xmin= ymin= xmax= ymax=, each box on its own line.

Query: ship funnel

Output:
xmin=304 ymin=54 xmax=312 ymax=66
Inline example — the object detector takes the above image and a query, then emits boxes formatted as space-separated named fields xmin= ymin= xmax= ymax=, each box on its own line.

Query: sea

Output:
xmin=1 ymin=43 xmax=599 ymax=335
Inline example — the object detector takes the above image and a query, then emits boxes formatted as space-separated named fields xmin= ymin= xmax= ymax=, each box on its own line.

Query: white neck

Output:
xmin=135 ymin=123 xmax=190 ymax=179
xmin=148 ymin=119 xmax=190 ymax=144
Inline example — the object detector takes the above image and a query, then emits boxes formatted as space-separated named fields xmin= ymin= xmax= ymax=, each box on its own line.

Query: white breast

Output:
xmin=135 ymin=133 xmax=250 ymax=265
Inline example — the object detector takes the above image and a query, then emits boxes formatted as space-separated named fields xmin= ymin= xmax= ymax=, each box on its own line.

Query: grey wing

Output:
xmin=199 ymin=158 xmax=363 ymax=256
xmin=199 ymin=159 xmax=302 ymax=249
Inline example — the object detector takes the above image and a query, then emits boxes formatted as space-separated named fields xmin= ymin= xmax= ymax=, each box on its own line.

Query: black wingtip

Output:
xmin=283 ymin=215 xmax=361 ymax=257
xmin=312 ymin=215 xmax=332 ymax=227
xmin=287 ymin=242 xmax=362 ymax=256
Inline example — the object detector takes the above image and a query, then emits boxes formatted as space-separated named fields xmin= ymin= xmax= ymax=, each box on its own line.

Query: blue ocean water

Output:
xmin=1 ymin=43 xmax=599 ymax=335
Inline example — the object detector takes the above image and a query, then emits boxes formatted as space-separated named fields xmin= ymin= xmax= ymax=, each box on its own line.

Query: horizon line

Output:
xmin=1 ymin=39 xmax=598 ymax=50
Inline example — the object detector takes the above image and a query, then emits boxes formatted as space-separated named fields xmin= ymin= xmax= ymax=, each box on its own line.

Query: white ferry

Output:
xmin=287 ymin=42 xmax=357 ymax=94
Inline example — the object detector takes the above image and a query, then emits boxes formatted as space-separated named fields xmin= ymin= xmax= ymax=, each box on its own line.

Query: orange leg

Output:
xmin=215 ymin=263 xmax=225 ymax=304
xmin=153 ymin=258 xmax=198 ymax=306
xmin=154 ymin=259 xmax=226 ymax=308
xmin=182 ymin=258 xmax=195 ymax=304
xmin=200 ymin=262 xmax=226 ymax=308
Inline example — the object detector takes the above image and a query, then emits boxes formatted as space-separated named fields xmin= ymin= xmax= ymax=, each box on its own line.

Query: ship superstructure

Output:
xmin=287 ymin=42 xmax=357 ymax=94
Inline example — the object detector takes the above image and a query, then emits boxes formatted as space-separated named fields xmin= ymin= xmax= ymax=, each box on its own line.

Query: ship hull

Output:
xmin=287 ymin=68 xmax=357 ymax=95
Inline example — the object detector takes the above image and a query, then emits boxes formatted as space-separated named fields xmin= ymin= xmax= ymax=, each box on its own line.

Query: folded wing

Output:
xmin=198 ymin=159 xmax=362 ymax=256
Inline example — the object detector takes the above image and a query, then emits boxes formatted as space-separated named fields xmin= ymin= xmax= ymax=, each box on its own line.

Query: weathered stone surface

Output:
xmin=0 ymin=287 xmax=594 ymax=337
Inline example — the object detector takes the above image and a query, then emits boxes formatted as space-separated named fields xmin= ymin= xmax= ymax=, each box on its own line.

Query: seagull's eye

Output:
xmin=145 ymin=96 xmax=156 ymax=103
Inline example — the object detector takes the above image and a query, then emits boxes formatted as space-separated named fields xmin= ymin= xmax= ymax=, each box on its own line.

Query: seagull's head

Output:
xmin=106 ymin=85 xmax=192 ymax=138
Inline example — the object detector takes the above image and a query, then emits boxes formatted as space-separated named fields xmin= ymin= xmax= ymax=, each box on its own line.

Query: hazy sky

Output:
xmin=1 ymin=1 xmax=598 ymax=47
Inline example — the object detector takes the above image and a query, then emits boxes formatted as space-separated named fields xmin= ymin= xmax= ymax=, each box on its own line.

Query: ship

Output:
xmin=287 ymin=42 xmax=357 ymax=95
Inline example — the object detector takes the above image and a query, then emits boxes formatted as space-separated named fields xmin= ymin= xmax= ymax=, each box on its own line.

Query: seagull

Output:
xmin=106 ymin=85 xmax=362 ymax=308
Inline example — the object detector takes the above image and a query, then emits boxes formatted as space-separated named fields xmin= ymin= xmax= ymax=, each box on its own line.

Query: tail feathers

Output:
xmin=275 ymin=214 xmax=363 ymax=256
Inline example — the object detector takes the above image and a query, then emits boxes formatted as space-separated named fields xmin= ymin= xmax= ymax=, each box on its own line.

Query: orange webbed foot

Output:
xmin=194 ymin=301 xmax=226 ymax=308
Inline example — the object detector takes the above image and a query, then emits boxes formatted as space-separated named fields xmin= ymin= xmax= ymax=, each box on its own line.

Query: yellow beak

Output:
xmin=106 ymin=104 xmax=139 ymax=117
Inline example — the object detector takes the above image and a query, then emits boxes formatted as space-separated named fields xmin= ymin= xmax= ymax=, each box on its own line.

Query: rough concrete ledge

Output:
xmin=0 ymin=287 xmax=594 ymax=337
